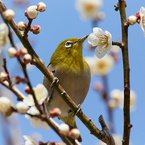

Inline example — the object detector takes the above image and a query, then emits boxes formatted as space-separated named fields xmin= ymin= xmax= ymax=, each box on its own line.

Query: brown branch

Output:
xmin=99 ymin=115 xmax=115 ymax=145
xmin=112 ymin=41 xmax=123 ymax=49
xmin=102 ymin=75 xmax=114 ymax=133
xmin=0 ymin=81 xmax=25 ymax=101
xmin=2 ymin=58 xmax=12 ymax=87
xmin=118 ymin=1 xmax=131 ymax=145
xmin=23 ymin=19 xmax=33 ymax=38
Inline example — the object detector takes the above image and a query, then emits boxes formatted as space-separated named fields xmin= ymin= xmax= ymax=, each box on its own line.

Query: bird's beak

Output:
xmin=77 ymin=35 xmax=89 ymax=44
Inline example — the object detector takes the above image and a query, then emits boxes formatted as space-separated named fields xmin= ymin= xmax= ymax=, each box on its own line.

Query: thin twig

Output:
xmin=112 ymin=41 xmax=123 ymax=49
xmin=99 ymin=115 xmax=115 ymax=145
xmin=0 ymin=81 xmax=25 ymax=101
xmin=2 ymin=58 xmax=12 ymax=87
xmin=23 ymin=19 xmax=33 ymax=38
xmin=102 ymin=75 xmax=114 ymax=133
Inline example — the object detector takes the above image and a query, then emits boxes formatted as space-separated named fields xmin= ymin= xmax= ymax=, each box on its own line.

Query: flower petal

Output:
xmin=30 ymin=119 xmax=41 ymax=128
xmin=88 ymin=33 xmax=98 ymax=46
xmin=42 ymin=121 xmax=50 ymax=130
xmin=95 ymin=46 xmax=107 ymax=58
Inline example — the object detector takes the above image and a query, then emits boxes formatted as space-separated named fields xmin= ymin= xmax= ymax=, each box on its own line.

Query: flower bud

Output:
xmin=0 ymin=97 xmax=11 ymax=113
xmin=68 ymin=128 xmax=80 ymax=139
xmin=16 ymin=102 xmax=28 ymax=114
xmin=128 ymin=15 xmax=137 ymax=25
xmin=30 ymin=25 xmax=41 ymax=34
xmin=0 ymin=72 xmax=8 ymax=82
xmin=108 ymin=99 xmax=118 ymax=110
xmin=23 ymin=54 xmax=32 ymax=64
xmin=19 ymin=48 xmax=28 ymax=57
xmin=136 ymin=11 xmax=140 ymax=23
xmin=93 ymin=82 xmax=104 ymax=92
xmin=3 ymin=9 xmax=15 ymax=20
xmin=25 ymin=6 xmax=38 ymax=19
xmin=21 ymin=78 xmax=28 ymax=84
xmin=59 ymin=124 xmax=69 ymax=136
xmin=18 ymin=21 xmax=27 ymax=31
xmin=24 ymin=86 xmax=31 ymax=94
xmin=13 ymin=76 xmax=21 ymax=84
xmin=7 ymin=47 xmax=17 ymax=58
xmin=49 ymin=108 xmax=61 ymax=118
xmin=37 ymin=2 xmax=46 ymax=12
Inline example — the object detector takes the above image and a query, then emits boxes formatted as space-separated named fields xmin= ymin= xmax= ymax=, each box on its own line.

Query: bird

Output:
xmin=43 ymin=35 xmax=91 ymax=142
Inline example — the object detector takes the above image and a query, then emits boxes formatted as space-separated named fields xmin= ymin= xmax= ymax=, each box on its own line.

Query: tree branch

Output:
xmin=118 ymin=1 xmax=131 ymax=145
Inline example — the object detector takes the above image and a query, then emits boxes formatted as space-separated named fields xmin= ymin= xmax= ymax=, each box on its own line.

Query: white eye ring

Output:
xmin=65 ymin=41 xmax=72 ymax=48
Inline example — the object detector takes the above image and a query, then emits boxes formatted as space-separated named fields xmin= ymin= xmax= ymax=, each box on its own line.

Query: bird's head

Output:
xmin=50 ymin=35 xmax=88 ymax=66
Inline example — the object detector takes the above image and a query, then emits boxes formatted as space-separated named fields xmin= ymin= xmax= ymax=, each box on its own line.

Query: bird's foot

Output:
xmin=51 ymin=77 xmax=59 ymax=88
xmin=73 ymin=104 xmax=82 ymax=117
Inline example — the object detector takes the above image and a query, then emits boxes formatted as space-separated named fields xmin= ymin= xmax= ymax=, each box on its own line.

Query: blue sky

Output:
xmin=0 ymin=0 xmax=145 ymax=145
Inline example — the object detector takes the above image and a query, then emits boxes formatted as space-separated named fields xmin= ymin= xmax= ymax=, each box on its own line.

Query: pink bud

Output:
xmin=37 ymin=2 xmax=46 ymax=12
xmin=13 ymin=76 xmax=21 ymax=84
xmin=3 ymin=9 xmax=15 ymax=20
xmin=68 ymin=128 xmax=80 ymax=139
xmin=49 ymin=108 xmax=61 ymax=118
xmin=136 ymin=11 xmax=140 ymax=24
xmin=19 ymin=48 xmax=28 ymax=57
xmin=24 ymin=86 xmax=31 ymax=94
xmin=23 ymin=54 xmax=32 ymax=64
xmin=7 ymin=47 xmax=17 ymax=58
xmin=25 ymin=6 xmax=38 ymax=19
xmin=18 ymin=21 xmax=27 ymax=31
xmin=21 ymin=78 xmax=28 ymax=84
xmin=93 ymin=82 xmax=104 ymax=92
xmin=0 ymin=72 xmax=8 ymax=82
xmin=30 ymin=25 xmax=41 ymax=34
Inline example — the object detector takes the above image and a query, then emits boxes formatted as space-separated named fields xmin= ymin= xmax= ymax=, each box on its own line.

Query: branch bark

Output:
xmin=118 ymin=1 xmax=131 ymax=145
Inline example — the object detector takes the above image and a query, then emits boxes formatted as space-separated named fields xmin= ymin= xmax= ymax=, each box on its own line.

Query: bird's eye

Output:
xmin=65 ymin=41 xmax=72 ymax=48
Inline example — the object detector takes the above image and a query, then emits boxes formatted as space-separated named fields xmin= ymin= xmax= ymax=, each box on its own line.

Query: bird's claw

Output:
xmin=73 ymin=104 xmax=82 ymax=117
xmin=51 ymin=77 xmax=59 ymax=88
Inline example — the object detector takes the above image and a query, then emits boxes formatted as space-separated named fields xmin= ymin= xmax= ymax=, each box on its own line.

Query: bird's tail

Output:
xmin=59 ymin=113 xmax=82 ymax=142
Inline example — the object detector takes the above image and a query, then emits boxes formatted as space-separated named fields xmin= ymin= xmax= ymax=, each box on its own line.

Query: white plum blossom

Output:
xmin=26 ymin=6 xmax=38 ymax=19
xmin=139 ymin=7 xmax=145 ymax=37
xmin=7 ymin=47 xmax=17 ymax=58
xmin=85 ymin=55 xmax=114 ymax=76
xmin=22 ymin=54 xmax=32 ymax=64
xmin=23 ymin=84 xmax=48 ymax=106
xmin=84 ymin=56 xmax=96 ymax=74
xmin=128 ymin=15 xmax=137 ymax=25
xmin=111 ymin=45 xmax=120 ymax=54
xmin=0 ymin=97 xmax=11 ymax=113
xmin=59 ymin=124 xmax=70 ymax=135
xmin=68 ymin=128 xmax=80 ymax=139
xmin=76 ymin=0 xmax=103 ymax=20
xmin=23 ymin=135 xmax=38 ymax=145
xmin=3 ymin=9 xmax=15 ymax=21
xmin=16 ymin=102 xmax=28 ymax=114
xmin=88 ymin=27 xmax=112 ymax=58
xmin=119 ymin=90 xmax=137 ymax=111
xmin=18 ymin=21 xmax=27 ymax=31
xmin=0 ymin=23 xmax=10 ymax=53
xmin=37 ymin=2 xmax=46 ymax=12
xmin=25 ymin=106 xmax=50 ymax=130
xmin=110 ymin=89 xmax=122 ymax=102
